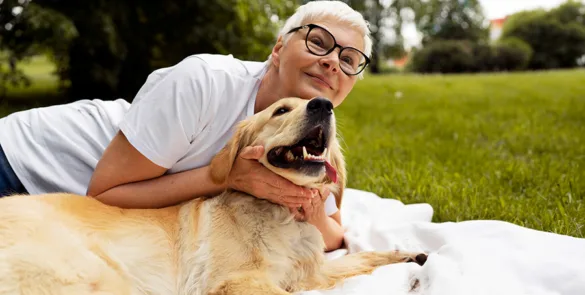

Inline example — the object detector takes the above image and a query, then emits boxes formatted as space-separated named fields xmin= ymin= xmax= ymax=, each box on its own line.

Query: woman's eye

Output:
xmin=273 ymin=107 xmax=290 ymax=116
xmin=342 ymin=56 xmax=354 ymax=65
xmin=310 ymin=38 xmax=324 ymax=48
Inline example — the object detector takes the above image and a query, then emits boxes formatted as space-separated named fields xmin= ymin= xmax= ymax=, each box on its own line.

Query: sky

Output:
xmin=479 ymin=0 xmax=582 ymax=19
xmin=400 ymin=0 xmax=585 ymax=48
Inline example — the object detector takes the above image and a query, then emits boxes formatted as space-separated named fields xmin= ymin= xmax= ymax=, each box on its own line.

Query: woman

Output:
xmin=0 ymin=0 xmax=372 ymax=251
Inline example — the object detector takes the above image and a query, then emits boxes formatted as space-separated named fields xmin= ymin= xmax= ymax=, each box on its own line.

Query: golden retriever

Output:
xmin=0 ymin=97 xmax=426 ymax=295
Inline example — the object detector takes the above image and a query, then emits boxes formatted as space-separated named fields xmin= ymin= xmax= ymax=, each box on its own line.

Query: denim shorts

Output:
xmin=0 ymin=143 xmax=27 ymax=197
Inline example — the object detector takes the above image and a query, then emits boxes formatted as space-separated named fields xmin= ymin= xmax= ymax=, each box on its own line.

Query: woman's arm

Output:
xmin=87 ymin=131 xmax=225 ymax=208
xmin=313 ymin=211 xmax=345 ymax=252
xmin=88 ymin=132 xmax=343 ymax=252
xmin=86 ymin=56 xmax=313 ymax=208
xmin=302 ymin=189 xmax=345 ymax=252
xmin=87 ymin=132 xmax=313 ymax=209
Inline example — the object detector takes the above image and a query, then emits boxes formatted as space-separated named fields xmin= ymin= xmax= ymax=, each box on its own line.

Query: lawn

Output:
xmin=339 ymin=69 xmax=585 ymax=238
xmin=1 ymin=57 xmax=584 ymax=238
xmin=0 ymin=55 xmax=61 ymax=116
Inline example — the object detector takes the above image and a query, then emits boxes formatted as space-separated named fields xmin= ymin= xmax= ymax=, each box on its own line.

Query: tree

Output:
xmin=549 ymin=0 xmax=585 ymax=27
xmin=502 ymin=3 xmax=585 ymax=69
xmin=411 ymin=0 xmax=490 ymax=45
xmin=0 ymin=0 xmax=75 ymax=99
xmin=15 ymin=0 xmax=299 ymax=102
xmin=341 ymin=0 xmax=489 ymax=72
xmin=338 ymin=0 xmax=415 ymax=73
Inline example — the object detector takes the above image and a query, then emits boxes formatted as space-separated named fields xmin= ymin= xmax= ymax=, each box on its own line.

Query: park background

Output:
xmin=0 ymin=0 xmax=583 ymax=237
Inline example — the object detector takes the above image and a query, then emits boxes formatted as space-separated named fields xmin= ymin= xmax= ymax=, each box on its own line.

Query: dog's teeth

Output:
xmin=285 ymin=150 xmax=294 ymax=162
xmin=303 ymin=146 xmax=308 ymax=159
xmin=323 ymin=148 xmax=328 ymax=160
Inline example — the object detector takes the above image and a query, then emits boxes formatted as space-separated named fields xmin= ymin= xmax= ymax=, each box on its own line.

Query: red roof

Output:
xmin=491 ymin=17 xmax=507 ymax=28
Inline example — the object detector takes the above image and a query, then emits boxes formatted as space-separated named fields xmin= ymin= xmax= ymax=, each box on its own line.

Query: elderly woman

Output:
xmin=0 ymin=0 xmax=372 ymax=251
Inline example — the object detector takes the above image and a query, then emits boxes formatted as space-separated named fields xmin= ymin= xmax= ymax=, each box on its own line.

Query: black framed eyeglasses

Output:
xmin=287 ymin=24 xmax=370 ymax=76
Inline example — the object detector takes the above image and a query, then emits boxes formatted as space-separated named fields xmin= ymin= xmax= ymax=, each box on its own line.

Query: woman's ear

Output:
xmin=209 ymin=120 xmax=255 ymax=185
xmin=271 ymin=35 xmax=284 ymax=67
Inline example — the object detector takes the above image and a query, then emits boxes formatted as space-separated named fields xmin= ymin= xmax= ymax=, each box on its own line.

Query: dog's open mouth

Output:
xmin=267 ymin=126 xmax=337 ymax=183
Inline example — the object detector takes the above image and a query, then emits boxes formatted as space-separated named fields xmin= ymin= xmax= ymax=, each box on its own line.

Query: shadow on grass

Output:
xmin=0 ymin=89 xmax=68 ymax=117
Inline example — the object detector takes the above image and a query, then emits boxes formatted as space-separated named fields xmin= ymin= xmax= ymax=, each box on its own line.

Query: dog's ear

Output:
xmin=210 ymin=120 xmax=255 ymax=185
xmin=328 ymin=137 xmax=346 ymax=209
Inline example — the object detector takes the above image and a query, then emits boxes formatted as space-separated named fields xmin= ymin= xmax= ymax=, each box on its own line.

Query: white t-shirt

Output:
xmin=0 ymin=54 xmax=339 ymax=215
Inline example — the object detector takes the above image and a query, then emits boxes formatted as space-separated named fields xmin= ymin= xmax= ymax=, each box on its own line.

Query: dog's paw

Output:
xmin=398 ymin=252 xmax=428 ymax=266
xmin=382 ymin=250 xmax=428 ymax=266
xmin=404 ymin=253 xmax=428 ymax=266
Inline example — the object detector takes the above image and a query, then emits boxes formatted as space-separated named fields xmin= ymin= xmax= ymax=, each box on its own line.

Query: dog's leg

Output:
xmin=303 ymin=250 xmax=427 ymax=291
xmin=208 ymin=273 xmax=290 ymax=295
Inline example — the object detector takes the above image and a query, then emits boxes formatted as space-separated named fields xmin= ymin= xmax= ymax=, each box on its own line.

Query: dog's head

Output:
xmin=209 ymin=97 xmax=346 ymax=208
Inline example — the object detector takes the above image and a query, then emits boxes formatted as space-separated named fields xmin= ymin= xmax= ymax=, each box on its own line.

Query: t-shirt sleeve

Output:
xmin=324 ymin=192 xmax=339 ymax=216
xmin=119 ymin=56 xmax=215 ymax=168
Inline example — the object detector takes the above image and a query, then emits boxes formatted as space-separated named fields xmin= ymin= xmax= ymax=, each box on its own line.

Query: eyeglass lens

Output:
xmin=306 ymin=26 xmax=367 ymax=75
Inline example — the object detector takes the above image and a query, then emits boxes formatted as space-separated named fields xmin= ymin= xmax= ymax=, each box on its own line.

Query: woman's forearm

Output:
xmin=314 ymin=215 xmax=345 ymax=252
xmin=92 ymin=165 xmax=225 ymax=209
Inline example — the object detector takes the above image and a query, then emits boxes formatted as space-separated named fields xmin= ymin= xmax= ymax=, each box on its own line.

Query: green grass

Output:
xmin=338 ymin=69 xmax=585 ymax=238
xmin=0 ymin=54 xmax=61 ymax=116
xmin=1 ymin=56 xmax=584 ymax=238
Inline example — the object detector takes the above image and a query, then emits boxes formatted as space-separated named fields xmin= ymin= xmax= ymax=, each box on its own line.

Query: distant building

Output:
xmin=384 ymin=16 xmax=511 ymax=70
xmin=386 ymin=55 xmax=409 ymax=69
xmin=490 ymin=17 xmax=507 ymax=41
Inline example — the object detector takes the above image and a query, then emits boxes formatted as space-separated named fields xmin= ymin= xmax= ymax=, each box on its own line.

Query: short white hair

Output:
xmin=271 ymin=0 xmax=372 ymax=78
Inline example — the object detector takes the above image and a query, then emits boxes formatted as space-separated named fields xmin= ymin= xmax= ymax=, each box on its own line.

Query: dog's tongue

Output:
xmin=325 ymin=160 xmax=337 ymax=184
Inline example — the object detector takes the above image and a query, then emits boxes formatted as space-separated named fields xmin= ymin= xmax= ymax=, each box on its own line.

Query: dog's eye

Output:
xmin=273 ymin=107 xmax=290 ymax=117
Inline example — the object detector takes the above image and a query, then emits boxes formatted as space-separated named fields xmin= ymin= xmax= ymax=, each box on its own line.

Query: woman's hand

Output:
xmin=299 ymin=187 xmax=330 ymax=225
xmin=226 ymin=145 xmax=313 ymax=209
xmin=299 ymin=186 xmax=345 ymax=251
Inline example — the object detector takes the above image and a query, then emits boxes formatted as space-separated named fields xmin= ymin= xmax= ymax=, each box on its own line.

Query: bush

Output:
xmin=492 ymin=37 xmax=534 ymax=71
xmin=409 ymin=1 xmax=585 ymax=74
xmin=469 ymin=43 xmax=497 ymax=72
xmin=502 ymin=7 xmax=585 ymax=70
xmin=409 ymin=40 xmax=475 ymax=73
xmin=409 ymin=39 xmax=533 ymax=74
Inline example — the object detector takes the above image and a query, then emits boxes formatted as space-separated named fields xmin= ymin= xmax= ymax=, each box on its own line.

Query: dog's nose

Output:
xmin=307 ymin=97 xmax=333 ymax=117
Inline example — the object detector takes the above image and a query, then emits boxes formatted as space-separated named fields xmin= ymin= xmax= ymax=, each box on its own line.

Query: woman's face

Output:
xmin=271 ymin=18 xmax=366 ymax=108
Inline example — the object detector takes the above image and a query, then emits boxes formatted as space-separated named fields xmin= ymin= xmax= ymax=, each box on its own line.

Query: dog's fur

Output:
xmin=0 ymin=97 xmax=426 ymax=295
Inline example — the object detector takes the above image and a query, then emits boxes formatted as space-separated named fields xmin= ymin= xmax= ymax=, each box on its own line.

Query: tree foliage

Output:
xmin=0 ymin=0 xmax=75 ymax=98
xmin=409 ymin=38 xmax=533 ymax=74
xmin=1 ymin=0 xmax=298 ymax=102
xmin=341 ymin=0 xmax=490 ymax=72
xmin=409 ymin=0 xmax=490 ymax=45
xmin=502 ymin=1 xmax=585 ymax=70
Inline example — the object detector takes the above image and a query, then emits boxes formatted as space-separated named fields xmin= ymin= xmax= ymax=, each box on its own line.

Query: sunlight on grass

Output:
xmin=1 ymin=54 xmax=60 ymax=102
xmin=337 ymin=69 xmax=585 ymax=238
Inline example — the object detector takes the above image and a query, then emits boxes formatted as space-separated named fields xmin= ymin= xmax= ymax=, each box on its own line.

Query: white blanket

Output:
xmin=300 ymin=189 xmax=585 ymax=295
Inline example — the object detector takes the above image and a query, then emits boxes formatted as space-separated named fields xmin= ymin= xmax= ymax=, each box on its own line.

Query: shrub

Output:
xmin=492 ymin=37 xmax=534 ymax=71
xmin=502 ymin=8 xmax=585 ymax=69
xmin=409 ymin=40 xmax=475 ymax=74
xmin=469 ymin=43 xmax=497 ymax=72
xmin=409 ymin=39 xmax=534 ymax=74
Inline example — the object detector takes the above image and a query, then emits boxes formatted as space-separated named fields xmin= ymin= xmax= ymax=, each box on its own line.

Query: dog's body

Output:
xmin=0 ymin=97 xmax=425 ymax=294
